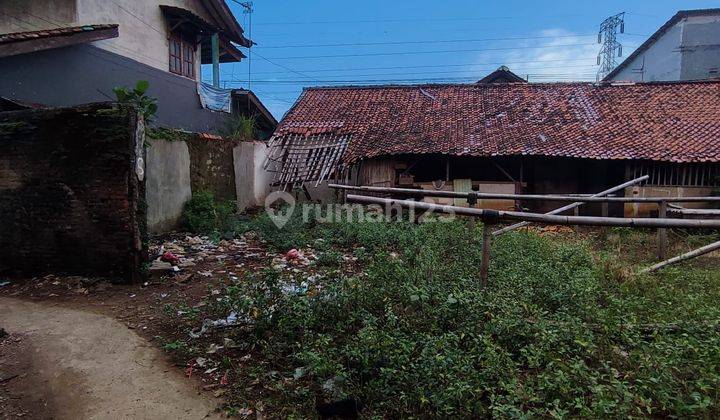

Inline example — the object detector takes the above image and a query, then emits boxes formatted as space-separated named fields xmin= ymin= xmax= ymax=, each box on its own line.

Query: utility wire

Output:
xmin=263 ymin=42 xmax=638 ymax=60
xmin=255 ymin=13 xmax=594 ymax=26
xmin=247 ymin=57 xmax=601 ymax=75
xmin=256 ymin=33 xmax=647 ymax=49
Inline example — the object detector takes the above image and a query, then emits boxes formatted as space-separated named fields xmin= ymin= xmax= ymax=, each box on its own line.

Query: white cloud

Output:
xmin=474 ymin=28 xmax=602 ymax=82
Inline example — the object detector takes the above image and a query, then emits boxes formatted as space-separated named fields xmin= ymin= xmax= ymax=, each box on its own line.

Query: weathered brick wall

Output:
xmin=186 ymin=136 xmax=239 ymax=202
xmin=0 ymin=103 xmax=146 ymax=283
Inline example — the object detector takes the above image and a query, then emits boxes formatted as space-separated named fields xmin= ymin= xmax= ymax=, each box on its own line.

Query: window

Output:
xmin=169 ymin=34 xmax=195 ymax=79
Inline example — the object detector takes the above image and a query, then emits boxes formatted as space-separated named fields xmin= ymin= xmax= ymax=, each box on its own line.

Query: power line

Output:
xmin=254 ymin=13 xmax=593 ymax=26
xmin=255 ymin=33 xmax=648 ymax=49
xmin=263 ymin=42 xmax=638 ymax=60
xmin=108 ymin=0 xmax=166 ymax=36
xmin=247 ymin=57 xmax=601 ymax=75
xmin=248 ymin=50 xmax=322 ymax=82
xmin=222 ymin=74 xmax=599 ymax=85
xmin=242 ymin=64 xmax=599 ymax=80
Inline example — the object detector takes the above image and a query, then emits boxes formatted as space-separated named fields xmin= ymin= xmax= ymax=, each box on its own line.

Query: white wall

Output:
xmin=146 ymin=138 xmax=193 ymax=233
xmin=0 ymin=0 xmax=209 ymax=77
xmin=611 ymin=24 xmax=683 ymax=82
xmin=234 ymin=142 xmax=271 ymax=211
xmin=610 ymin=13 xmax=720 ymax=82
xmin=76 ymin=0 xmax=208 ymax=75
xmin=0 ymin=0 xmax=77 ymax=32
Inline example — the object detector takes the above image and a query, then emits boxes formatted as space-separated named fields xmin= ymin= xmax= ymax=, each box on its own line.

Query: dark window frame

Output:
xmin=169 ymin=33 xmax=196 ymax=79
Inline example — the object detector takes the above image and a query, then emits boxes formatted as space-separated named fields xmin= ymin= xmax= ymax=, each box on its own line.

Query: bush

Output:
xmin=181 ymin=191 xmax=238 ymax=234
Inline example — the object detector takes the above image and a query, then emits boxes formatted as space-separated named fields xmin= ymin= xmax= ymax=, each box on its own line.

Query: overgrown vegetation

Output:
xmin=223 ymin=114 xmax=258 ymax=141
xmin=181 ymin=191 xmax=238 ymax=235
xmin=113 ymin=80 xmax=158 ymax=122
xmin=178 ymin=210 xmax=720 ymax=418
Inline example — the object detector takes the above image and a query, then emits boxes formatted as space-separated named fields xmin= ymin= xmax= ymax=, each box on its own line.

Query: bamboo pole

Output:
xmin=640 ymin=240 xmax=720 ymax=273
xmin=658 ymin=200 xmax=668 ymax=259
xmin=330 ymin=183 xmax=720 ymax=203
xmin=346 ymin=194 xmax=720 ymax=228
xmin=480 ymin=223 xmax=492 ymax=287
xmin=492 ymin=175 xmax=649 ymax=236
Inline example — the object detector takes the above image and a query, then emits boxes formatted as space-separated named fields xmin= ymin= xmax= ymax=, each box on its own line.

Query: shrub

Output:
xmin=181 ymin=191 xmax=238 ymax=234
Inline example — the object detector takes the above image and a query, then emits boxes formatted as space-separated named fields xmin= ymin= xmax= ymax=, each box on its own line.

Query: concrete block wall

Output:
xmin=235 ymin=141 xmax=271 ymax=211
xmin=146 ymin=138 xmax=192 ymax=233
xmin=0 ymin=104 xmax=145 ymax=282
xmin=147 ymin=138 xmax=272 ymax=233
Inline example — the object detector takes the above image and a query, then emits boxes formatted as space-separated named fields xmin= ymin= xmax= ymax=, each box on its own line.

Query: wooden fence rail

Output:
xmin=344 ymin=194 xmax=720 ymax=286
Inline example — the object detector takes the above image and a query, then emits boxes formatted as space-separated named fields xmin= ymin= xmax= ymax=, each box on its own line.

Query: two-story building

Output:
xmin=0 ymin=0 xmax=275 ymax=133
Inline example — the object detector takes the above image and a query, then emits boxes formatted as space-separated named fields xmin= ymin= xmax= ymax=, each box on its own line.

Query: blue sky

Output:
xmin=202 ymin=0 xmax=720 ymax=119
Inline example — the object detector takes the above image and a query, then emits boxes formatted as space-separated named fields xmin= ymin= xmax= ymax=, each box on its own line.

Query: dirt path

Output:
xmin=0 ymin=297 xmax=222 ymax=419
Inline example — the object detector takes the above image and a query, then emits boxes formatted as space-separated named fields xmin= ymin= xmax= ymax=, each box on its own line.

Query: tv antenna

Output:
xmin=239 ymin=2 xmax=254 ymax=89
xmin=596 ymin=12 xmax=625 ymax=81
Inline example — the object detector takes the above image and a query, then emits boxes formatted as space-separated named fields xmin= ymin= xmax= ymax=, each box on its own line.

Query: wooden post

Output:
xmin=480 ymin=222 xmax=493 ymax=288
xmin=658 ymin=200 xmax=668 ymax=259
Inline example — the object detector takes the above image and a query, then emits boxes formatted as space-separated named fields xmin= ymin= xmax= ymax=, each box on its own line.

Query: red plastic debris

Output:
xmin=161 ymin=251 xmax=180 ymax=265
xmin=220 ymin=370 xmax=229 ymax=386
xmin=285 ymin=249 xmax=299 ymax=260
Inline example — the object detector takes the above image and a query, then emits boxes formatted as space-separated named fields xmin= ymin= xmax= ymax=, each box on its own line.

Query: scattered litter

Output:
xmin=195 ymin=357 xmax=208 ymax=368
xmin=206 ymin=343 xmax=224 ymax=354
xmin=198 ymin=271 xmax=213 ymax=278
xmin=189 ymin=312 xmax=240 ymax=338
xmin=286 ymin=249 xmax=300 ymax=260
xmin=160 ymin=251 xmax=180 ymax=265
xmin=220 ymin=370 xmax=229 ymax=386
xmin=0 ymin=281 xmax=10 ymax=287
xmin=204 ymin=367 xmax=219 ymax=375
xmin=149 ymin=260 xmax=173 ymax=276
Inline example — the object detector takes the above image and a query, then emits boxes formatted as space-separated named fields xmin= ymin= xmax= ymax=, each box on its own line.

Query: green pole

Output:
xmin=211 ymin=33 xmax=220 ymax=87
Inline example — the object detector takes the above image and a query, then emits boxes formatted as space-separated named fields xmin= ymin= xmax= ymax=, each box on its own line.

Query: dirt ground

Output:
xmin=0 ymin=297 xmax=224 ymax=419
xmin=0 ymin=233 xmax=277 ymax=419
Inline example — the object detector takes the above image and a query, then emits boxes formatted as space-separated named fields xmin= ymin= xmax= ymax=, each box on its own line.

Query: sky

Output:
xmin=201 ymin=0 xmax=720 ymax=119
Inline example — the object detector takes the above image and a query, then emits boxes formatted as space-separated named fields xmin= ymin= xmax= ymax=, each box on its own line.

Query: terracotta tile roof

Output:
xmin=275 ymin=81 xmax=720 ymax=164
xmin=0 ymin=24 xmax=119 ymax=44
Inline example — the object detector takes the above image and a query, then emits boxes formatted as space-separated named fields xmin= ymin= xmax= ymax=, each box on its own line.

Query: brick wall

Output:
xmin=0 ymin=103 xmax=146 ymax=283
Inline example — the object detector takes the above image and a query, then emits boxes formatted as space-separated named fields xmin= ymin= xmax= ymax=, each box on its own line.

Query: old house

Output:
xmin=0 ymin=0 xmax=274 ymax=133
xmin=604 ymin=8 xmax=720 ymax=82
xmin=268 ymin=80 xmax=720 ymax=216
